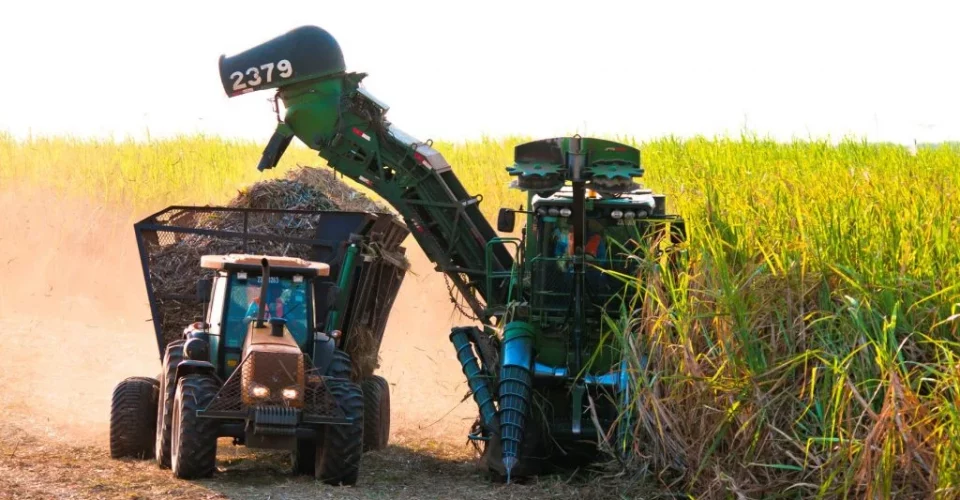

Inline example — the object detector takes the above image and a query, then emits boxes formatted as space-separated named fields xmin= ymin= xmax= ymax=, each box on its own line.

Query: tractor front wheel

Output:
xmin=109 ymin=376 xmax=159 ymax=459
xmin=361 ymin=376 xmax=390 ymax=452
xmin=316 ymin=380 xmax=364 ymax=486
xmin=170 ymin=374 xmax=219 ymax=479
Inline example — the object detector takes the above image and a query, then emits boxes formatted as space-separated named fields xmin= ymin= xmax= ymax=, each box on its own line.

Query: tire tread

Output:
xmin=171 ymin=374 xmax=219 ymax=479
xmin=109 ymin=376 xmax=159 ymax=459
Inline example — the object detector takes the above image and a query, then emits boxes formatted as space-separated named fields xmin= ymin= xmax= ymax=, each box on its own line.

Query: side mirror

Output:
xmin=497 ymin=208 xmax=516 ymax=233
xmin=196 ymin=277 xmax=213 ymax=301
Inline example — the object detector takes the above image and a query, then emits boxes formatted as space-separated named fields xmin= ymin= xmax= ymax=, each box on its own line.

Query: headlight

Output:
xmin=282 ymin=388 xmax=299 ymax=400
xmin=624 ymin=210 xmax=636 ymax=220
xmin=637 ymin=209 xmax=649 ymax=218
xmin=547 ymin=207 xmax=559 ymax=217
xmin=559 ymin=208 xmax=572 ymax=217
xmin=250 ymin=384 xmax=270 ymax=399
xmin=611 ymin=210 xmax=623 ymax=219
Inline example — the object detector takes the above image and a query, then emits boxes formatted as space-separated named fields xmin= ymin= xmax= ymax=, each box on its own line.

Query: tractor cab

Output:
xmin=198 ymin=254 xmax=329 ymax=378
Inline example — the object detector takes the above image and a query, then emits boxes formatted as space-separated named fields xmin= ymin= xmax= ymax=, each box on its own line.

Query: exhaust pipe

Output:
xmin=256 ymin=258 xmax=271 ymax=328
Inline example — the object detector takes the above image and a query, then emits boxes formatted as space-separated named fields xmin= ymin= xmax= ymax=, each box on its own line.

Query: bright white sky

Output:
xmin=0 ymin=0 xmax=957 ymax=144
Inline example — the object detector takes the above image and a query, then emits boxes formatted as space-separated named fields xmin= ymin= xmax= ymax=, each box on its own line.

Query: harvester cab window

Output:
xmin=545 ymin=217 xmax=610 ymax=268
xmin=222 ymin=273 xmax=311 ymax=347
xmin=535 ymin=214 xmax=626 ymax=301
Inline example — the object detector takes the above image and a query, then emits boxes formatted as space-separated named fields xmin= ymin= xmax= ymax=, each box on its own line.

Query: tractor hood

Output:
xmin=239 ymin=320 xmax=306 ymax=408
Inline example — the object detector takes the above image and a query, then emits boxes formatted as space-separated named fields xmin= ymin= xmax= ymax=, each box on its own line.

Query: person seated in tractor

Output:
xmin=243 ymin=297 xmax=272 ymax=324
xmin=244 ymin=289 xmax=296 ymax=324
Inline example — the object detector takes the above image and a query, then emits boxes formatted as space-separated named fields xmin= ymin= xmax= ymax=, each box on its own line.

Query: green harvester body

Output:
xmin=221 ymin=25 xmax=685 ymax=480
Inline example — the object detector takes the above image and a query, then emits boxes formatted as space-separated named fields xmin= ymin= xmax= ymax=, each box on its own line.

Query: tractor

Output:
xmin=109 ymin=207 xmax=408 ymax=485
xmin=218 ymin=25 xmax=686 ymax=481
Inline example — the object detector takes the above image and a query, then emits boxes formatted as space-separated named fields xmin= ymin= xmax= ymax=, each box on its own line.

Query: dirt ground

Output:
xmin=0 ymin=187 xmax=633 ymax=499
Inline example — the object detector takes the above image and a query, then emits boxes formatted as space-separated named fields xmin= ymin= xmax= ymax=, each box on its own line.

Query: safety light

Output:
xmin=559 ymin=208 xmax=572 ymax=217
xmin=548 ymin=208 xmax=559 ymax=217
xmin=624 ymin=211 xmax=636 ymax=220
xmin=282 ymin=388 xmax=299 ymax=400
xmin=611 ymin=210 xmax=624 ymax=219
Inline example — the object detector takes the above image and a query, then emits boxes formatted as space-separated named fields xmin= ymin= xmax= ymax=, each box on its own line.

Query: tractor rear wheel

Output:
xmin=170 ymin=374 xmax=219 ymax=479
xmin=109 ymin=376 xmax=159 ymax=459
xmin=361 ymin=376 xmax=390 ymax=452
xmin=316 ymin=380 xmax=364 ymax=486
xmin=155 ymin=340 xmax=184 ymax=468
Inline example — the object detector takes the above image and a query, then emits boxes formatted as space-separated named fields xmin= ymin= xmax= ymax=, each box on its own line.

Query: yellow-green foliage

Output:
xmin=0 ymin=133 xmax=319 ymax=210
xmin=613 ymin=137 xmax=960 ymax=497
xmin=2 ymin=133 xmax=958 ymax=497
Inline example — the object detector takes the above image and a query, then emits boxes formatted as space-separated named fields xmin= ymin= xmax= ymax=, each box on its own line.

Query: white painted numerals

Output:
xmin=277 ymin=60 xmax=293 ymax=78
xmin=230 ymin=59 xmax=294 ymax=91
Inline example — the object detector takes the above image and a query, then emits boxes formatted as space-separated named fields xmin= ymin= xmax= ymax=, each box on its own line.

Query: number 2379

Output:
xmin=230 ymin=60 xmax=293 ymax=91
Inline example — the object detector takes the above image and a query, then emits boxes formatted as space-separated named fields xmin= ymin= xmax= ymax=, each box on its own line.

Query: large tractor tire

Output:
xmin=361 ymin=376 xmax=390 ymax=452
xmin=155 ymin=340 xmax=184 ymax=468
xmin=170 ymin=374 xmax=219 ymax=479
xmin=109 ymin=376 xmax=159 ymax=459
xmin=292 ymin=348 xmax=352 ymax=475
xmin=326 ymin=349 xmax=353 ymax=380
xmin=316 ymin=380 xmax=364 ymax=486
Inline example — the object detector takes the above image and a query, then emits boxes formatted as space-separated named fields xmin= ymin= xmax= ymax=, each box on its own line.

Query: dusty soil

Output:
xmin=0 ymin=186 xmax=627 ymax=499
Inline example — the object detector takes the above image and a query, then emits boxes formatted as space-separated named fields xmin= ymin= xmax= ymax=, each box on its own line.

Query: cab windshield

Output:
xmin=222 ymin=273 xmax=311 ymax=347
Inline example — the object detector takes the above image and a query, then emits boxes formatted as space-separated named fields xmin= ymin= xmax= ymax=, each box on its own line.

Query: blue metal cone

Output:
xmin=503 ymin=456 xmax=518 ymax=484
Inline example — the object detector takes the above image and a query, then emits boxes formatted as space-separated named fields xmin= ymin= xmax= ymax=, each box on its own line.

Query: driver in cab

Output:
xmin=244 ymin=289 xmax=292 ymax=324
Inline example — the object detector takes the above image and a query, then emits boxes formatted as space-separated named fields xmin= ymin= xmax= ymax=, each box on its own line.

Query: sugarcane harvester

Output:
xmin=221 ymin=26 xmax=684 ymax=480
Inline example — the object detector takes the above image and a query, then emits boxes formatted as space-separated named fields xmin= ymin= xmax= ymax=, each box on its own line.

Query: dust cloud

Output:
xmin=0 ymin=185 xmax=477 ymax=448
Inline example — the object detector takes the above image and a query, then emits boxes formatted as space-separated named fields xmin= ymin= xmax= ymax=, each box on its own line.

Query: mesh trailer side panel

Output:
xmin=134 ymin=206 xmax=409 ymax=360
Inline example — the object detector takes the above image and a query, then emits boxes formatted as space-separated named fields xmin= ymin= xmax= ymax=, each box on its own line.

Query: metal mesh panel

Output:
xmin=205 ymin=356 xmax=247 ymax=413
xmin=304 ymin=371 xmax=343 ymax=418
xmin=138 ymin=208 xmax=334 ymax=347
xmin=135 ymin=206 xmax=410 ymax=358
xmin=240 ymin=351 xmax=305 ymax=407
xmin=205 ymin=353 xmax=343 ymax=419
